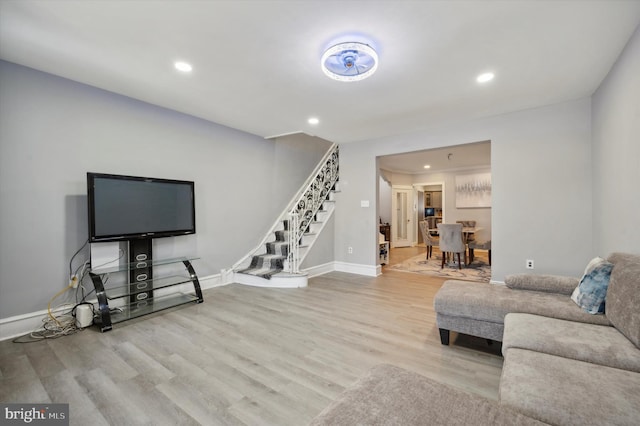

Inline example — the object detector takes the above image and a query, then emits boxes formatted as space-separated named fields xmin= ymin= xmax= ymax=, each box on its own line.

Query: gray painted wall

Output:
xmin=412 ymin=168 xmax=492 ymax=243
xmin=271 ymin=133 xmax=333 ymax=209
xmin=339 ymin=98 xmax=593 ymax=282
xmin=0 ymin=61 xmax=329 ymax=319
xmin=301 ymin=215 xmax=335 ymax=269
xmin=592 ymin=25 xmax=640 ymax=256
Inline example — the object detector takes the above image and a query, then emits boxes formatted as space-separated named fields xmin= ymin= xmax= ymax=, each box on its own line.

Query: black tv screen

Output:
xmin=87 ymin=172 xmax=195 ymax=242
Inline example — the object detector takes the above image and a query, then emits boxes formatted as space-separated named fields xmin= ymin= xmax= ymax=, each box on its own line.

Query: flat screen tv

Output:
xmin=425 ymin=208 xmax=435 ymax=217
xmin=87 ymin=172 xmax=195 ymax=242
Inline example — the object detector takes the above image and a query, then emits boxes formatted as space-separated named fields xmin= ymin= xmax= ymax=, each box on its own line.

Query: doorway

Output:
xmin=377 ymin=140 xmax=492 ymax=271
xmin=391 ymin=186 xmax=413 ymax=247
xmin=416 ymin=182 xmax=444 ymax=244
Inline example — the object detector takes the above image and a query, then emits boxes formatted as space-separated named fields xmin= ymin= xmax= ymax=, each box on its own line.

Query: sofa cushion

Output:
xmin=605 ymin=253 xmax=640 ymax=348
xmin=310 ymin=364 xmax=546 ymax=426
xmin=570 ymin=256 xmax=613 ymax=314
xmin=502 ymin=313 xmax=640 ymax=372
xmin=434 ymin=280 xmax=610 ymax=327
xmin=500 ymin=349 xmax=640 ymax=426
xmin=436 ymin=313 xmax=504 ymax=342
xmin=506 ymin=274 xmax=578 ymax=296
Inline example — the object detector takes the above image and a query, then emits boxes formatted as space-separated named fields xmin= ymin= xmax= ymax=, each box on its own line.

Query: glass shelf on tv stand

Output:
xmin=103 ymin=273 xmax=198 ymax=300
xmin=90 ymin=256 xmax=200 ymax=275
xmin=88 ymin=256 xmax=203 ymax=332
xmin=107 ymin=292 xmax=201 ymax=325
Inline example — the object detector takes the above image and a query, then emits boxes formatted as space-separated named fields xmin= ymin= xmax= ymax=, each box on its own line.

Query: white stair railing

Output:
xmin=289 ymin=146 xmax=339 ymax=244
xmin=287 ymin=211 xmax=299 ymax=273
xmin=232 ymin=144 xmax=339 ymax=275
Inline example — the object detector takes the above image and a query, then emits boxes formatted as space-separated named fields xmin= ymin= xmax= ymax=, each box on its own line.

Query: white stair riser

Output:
xmin=234 ymin=272 xmax=308 ymax=288
xmin=309 ymin=222 xmax=323 ymax=233
xmin=235 ymin=181 xmax=338 ymax=288
xmin=301 ymin=234 xmax=316 ymax=246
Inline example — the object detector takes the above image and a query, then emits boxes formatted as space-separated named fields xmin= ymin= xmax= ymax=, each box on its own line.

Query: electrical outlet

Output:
xmin=348 ymin=247 xmax=353 ymax=254
xmin=526 ymin=259 xmax=534 ymax=269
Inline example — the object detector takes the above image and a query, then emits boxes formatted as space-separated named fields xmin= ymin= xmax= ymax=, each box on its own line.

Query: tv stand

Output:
xmin=89 ymin=255 xmax=203 ymax=332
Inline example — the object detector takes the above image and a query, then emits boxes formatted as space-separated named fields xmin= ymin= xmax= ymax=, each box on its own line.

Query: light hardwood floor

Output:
xmin=385 ymin=244 xmax=491 ymax=269
xmin=0 ymin=264 xmax=501 ymax=425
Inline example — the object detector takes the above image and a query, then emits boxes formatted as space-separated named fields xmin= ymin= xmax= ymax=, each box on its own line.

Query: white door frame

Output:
xmin=413 ymin=181 xmax=446 ymax=239
xmin=391 ymin=185 xmax=414 ymax=248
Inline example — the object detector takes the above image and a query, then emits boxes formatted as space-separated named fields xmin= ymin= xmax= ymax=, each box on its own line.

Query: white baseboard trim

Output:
xmin=490 ymin=279 xmax=505 ymax=285
xmin=199 ymin=273 xmax=229 ymax=290
xmin=302 ymin=262 xmax=335 ymax=278
xmin=304 ymin=261 xmax=380 ymax=277
xmin=0 ymin=305 xmax=73 ymax=342
xmin=333 ymin=261 xmax=379 ymax=277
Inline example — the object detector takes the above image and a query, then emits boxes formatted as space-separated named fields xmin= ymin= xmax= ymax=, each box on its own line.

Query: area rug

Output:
xmin=388 ymin=254 xmax=491 ymax=282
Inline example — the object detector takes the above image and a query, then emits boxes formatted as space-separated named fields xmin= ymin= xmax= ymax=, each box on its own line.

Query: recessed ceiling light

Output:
xmin=308 ymin=117 xmax=320 ymax=125
xmin=174 ymin=61 xmax=193 ymax=72
xmin=477 ymin=72 xmax=494 ymax=83
xmin=423 ymin=165 xmax=431 ymax=169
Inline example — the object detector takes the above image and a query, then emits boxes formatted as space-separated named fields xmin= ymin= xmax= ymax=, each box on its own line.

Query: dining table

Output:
xmin=428 ymin=226 xmax=482 ymax=243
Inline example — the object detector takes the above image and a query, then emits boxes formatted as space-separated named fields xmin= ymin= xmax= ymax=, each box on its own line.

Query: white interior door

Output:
xmin=392 ymin=188 xmax=413 ymax=247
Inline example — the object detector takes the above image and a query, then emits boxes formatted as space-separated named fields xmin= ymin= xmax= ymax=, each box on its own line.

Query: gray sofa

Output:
xmin=312 ymin=253 xmax=640 ymax=425
xmin=499 ymin=314 xmax=640 ymax=425
xmin=433 ymin=251 xmax=640 ymax=425
xmin=433 ymin=273 xmax=610 ymax=344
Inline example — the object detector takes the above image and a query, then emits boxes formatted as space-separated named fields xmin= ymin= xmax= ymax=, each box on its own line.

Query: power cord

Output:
xmin=47 ymin=276 xmax=76 ymax=327
xmin=13 ymin=304 xmax=80 ymax=343
xmin=13 ymin=243 xmax=125 ymax=343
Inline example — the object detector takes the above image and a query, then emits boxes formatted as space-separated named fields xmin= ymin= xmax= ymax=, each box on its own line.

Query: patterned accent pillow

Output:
xmin=571 ymin=257 xmax=614 ymax=314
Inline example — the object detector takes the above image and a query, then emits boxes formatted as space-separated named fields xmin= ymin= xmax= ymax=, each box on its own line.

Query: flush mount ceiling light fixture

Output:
xmin=321 ymin=42 xmax=378 ymax=82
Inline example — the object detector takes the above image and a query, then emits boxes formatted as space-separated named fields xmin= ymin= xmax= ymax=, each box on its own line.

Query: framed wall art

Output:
xmin=455 ymin=172 xmax=491 ymax=208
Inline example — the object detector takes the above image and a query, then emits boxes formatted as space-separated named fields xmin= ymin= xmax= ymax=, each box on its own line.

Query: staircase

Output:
xmin=233 ymin=144 xmax=339 ymax=288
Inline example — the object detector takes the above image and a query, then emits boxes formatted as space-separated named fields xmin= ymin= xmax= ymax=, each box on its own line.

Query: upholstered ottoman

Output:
xmin=310 ymin=364 xmax=545 ymax=426
xmin=433 ymin=280 xmax=610 ymax=344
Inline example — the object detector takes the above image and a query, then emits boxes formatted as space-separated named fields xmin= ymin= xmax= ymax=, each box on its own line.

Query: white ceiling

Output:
xmin=378 ymin=141 xmax=491 ymax=175
xmin=1 ymin=1 xmax=639 ymax=146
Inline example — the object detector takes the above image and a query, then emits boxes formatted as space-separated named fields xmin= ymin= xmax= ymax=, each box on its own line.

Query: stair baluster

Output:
xmin=233 ymin=144 xmax=339 ymax=286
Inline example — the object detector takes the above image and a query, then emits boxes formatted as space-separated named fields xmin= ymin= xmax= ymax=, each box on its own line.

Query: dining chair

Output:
xmin=419 ymin=221 xmax=439 ymax=259
xmin=426 ymin=216 xmax=437 ymax=233
xmin=437 ymin=223 xmax=466 ymax=269
xmin=456 ymin=220 xmax=477 ymax=242
xmin=468 ymin=240 xmax=491 ymax=266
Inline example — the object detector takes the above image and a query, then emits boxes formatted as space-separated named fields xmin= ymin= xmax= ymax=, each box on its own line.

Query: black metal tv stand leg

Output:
xmin=183 ymin=259 xmax=204 ymax=303
xmin=89 ymin=272 xmax=112 ymax=332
